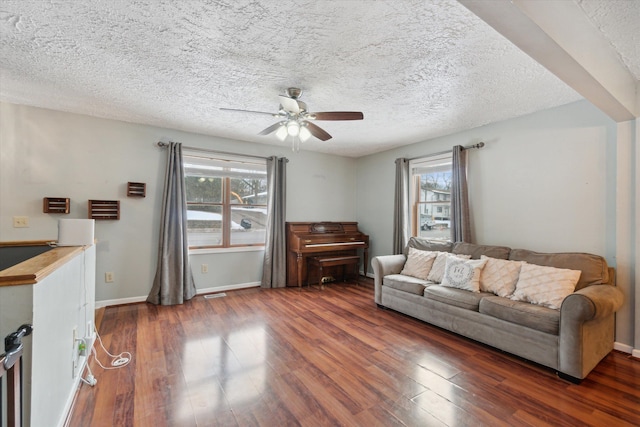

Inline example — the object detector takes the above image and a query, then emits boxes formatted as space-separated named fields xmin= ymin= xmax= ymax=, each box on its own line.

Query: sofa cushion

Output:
xmin=511 ymin=263 xmax=581 ymax=310
xmin=452 ymin=242 xmax=511 ymax=260
xmin=427 ymin=253 xmax=472 ymax=283
xmin=440 ymin=257 xmax=488 ymax=292
xmin=383 ymin=274 xmax=432 ymax=295
xmin=406 ymin=237 xmax=453 ymax=254
xmin=479 ymin=296 xmax=560 ymax=335
xmin=508 ymin=249 xmax=609 ymax=290
xmin=479 ymin=256 xmax=525 ymax=297
xmin=400 ymin=248 xmax=439 ymax=280
xmin=424 ymin=285 xmax=491 ymax=311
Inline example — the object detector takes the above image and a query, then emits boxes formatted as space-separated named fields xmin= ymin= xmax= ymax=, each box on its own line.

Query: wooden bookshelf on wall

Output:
xmin=127 ymin=182 xmax=146 ymax=197
xmin=88 ymin=200 xmax=120 ymax=220
xmin=43 ymin=197 xmax=70 ymax=214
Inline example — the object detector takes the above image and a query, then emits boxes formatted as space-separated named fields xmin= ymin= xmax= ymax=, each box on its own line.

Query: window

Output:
xmin=184 ymin=152 xmax=268 ymax=248
xmin=410 ymin=153 xmax=452 ymax=241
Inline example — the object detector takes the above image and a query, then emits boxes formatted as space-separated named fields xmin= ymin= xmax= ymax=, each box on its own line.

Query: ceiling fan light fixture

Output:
xmin=299 ymin=125 xmax=311 ymax=142
xmin=286 ymin=120 xmax=300 ymax=137
xmin=275 ymin=124 xmax=288 ymax=141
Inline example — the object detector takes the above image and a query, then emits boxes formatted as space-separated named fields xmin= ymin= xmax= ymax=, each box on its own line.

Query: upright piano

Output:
xmin=286 ymin=221 xmax=369 ymax=287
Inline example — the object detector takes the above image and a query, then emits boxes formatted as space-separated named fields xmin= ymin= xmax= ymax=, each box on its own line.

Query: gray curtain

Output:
xmin=261 ymin=156 xmax=287 ymax=288
xmin=451 ymin=145 xmax=471 ymax=243
xmin=147 ymin=142 xmax=196 ymax=305
xmin=393 ymin=158 xmax=410 ymax=254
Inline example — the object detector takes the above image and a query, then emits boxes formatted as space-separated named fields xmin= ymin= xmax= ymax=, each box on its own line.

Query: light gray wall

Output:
xmin=355 ymin=100 xmax=636 ymax=349
xmin=0 ymin=102 xmax=357 ymax=302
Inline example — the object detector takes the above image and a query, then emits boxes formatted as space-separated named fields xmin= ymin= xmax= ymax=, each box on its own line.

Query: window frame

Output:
xmin=183 ymin=151 xmax=268 ymax=250
xmin=409 ymin=152 xmax=453 ymax=242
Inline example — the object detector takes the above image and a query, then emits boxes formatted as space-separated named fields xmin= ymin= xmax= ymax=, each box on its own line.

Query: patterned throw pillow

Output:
xmin=400 ymin=248 xmax=438 ymax=280
xmin=427 ymin=252 xmax=472 ymax=283
xmin=511 ymin=263 xmax=581 ymax=310
xmin=479 ymin=255 xmax=525 ymax=297
xmin=440 ymin=257 xmax=488 ymax=292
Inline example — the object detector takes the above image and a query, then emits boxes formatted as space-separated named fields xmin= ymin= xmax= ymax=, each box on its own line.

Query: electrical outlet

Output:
xmin=105 ymin=272 xmax=114 ymax=283
xmin=201 ymin=264 xmax=208 ymax=273
xmin=13 ymin=216 xmax=29 ymax=228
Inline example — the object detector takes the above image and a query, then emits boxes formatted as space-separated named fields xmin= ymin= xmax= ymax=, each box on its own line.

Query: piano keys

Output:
xmin=286 ymin=221 xmax=369 ymax=287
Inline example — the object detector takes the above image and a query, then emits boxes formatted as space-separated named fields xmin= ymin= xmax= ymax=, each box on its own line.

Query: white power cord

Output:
xmin=81 ymin=363 xmax=97 ymax=387
xmin=91 ymin=326 xmax=132 ymax=370
xmin=80 ymin=325 xmax=133 ymax=387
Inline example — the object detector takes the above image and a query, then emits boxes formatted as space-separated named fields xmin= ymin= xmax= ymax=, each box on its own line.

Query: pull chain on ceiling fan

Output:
xmin=221 ymin=87 xmax=364 ymax=151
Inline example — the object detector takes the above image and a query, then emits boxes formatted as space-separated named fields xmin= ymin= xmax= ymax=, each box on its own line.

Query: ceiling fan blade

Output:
xmin=220 ymin=108 xmax=276 ymax=117
xmin=305 ymin=121 xmax=332 ymax=141
xmin=310 ymin=111 xmax=364 ymax=121
xmin=278 ymin=95 xmax=303 ymax=114
xmin=258 ymin=121 xmax=286 ymax=135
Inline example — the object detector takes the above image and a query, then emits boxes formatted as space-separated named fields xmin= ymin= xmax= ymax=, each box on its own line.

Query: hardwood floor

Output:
xmin=68 ymin=281 xmax=640 ymax=427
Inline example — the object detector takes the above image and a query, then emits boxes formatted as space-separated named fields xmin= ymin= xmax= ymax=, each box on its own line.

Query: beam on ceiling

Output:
xmin=459 ymin=0 xmax=638 ymax=121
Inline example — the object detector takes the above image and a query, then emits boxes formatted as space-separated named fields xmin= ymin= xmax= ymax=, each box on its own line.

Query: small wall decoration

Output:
xmin=127 ymin=182 xmax=146 ymax=197
xmin=43 ymin=197 xmax=70 ymax=214
xmin=88 ymin=200 xmax=120 ymax=220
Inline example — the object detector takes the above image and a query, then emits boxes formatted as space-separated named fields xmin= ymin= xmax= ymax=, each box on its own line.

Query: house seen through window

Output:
xmin=184 ymin=152 xmax=268 ymax=248
xmin=410 ymin=152 xmax=452 ymax=241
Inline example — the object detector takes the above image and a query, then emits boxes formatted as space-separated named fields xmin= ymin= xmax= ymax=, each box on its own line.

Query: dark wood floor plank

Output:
xmin=68 ymin=280 xmax=640 ymax=427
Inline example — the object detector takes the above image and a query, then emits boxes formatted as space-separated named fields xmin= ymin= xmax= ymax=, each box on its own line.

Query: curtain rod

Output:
xmin=408 ymin=142 xmax=485 ymax=161
xmin=157 ymin=141 xmax=277 ymax=161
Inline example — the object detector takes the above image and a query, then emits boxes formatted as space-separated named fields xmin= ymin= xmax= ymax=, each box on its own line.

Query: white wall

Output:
xmin=356 ymin=100 xmax=636 ymax=349
xmin=0 ymin=102 xmax=357 ymax=303
xmin=0 ymin=245 xmax=95 ymax=427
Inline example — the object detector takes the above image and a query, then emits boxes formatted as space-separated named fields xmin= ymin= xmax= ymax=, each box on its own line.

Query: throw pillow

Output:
xmin=440 ymin=257 xmax=488 ymax=292
xmin=400 ymin=248 xmax=438 ymax=280
xmin=427 ymin=252 xmax=472 ymax=283
xmin=511 ymin=263 xmax=581 ymax=310
xmin=479 ymin=256 xmax=525 ymax=297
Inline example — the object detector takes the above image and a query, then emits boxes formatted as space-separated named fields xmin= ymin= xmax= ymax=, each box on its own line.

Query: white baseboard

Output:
xmin=95 ymin=282 xmax=261 ymax=308
xmin=58 ymin=358 xmax=87 ymax=427
xmin=196 ymin=282 xmax=260 ymax=295
xmin=613 ymin=341 xmax=635 ymax=355
xmin=95 ymin=295 xmax=147 ymax=308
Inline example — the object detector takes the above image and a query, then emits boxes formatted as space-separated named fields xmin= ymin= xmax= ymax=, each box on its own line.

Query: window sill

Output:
xmin=189 ymin=246 xmax=265 ymax=255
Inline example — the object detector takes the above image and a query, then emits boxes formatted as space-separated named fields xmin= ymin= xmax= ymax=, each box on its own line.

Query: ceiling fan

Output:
xmin=220 ymin=87 xmax=364 ymax=150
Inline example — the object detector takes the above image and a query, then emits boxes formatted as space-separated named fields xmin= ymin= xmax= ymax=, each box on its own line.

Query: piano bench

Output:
xmin=307 ymin=255 xmax=360 ymax=289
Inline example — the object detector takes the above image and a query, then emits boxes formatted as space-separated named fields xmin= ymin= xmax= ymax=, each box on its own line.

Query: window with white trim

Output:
xmin=184 ymin=152 xmax=268 ymax=248
xmin=410 ymin=152 xmax=452 ymax=241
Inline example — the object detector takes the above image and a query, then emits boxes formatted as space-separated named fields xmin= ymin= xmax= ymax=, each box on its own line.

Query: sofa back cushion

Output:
xmin=452 ymin=242 xmax=511 ymax=260
xmin=508 ymin=249 xmax=610 ymax=290
xmin=406 ymin=237 xmax=453 ymax=254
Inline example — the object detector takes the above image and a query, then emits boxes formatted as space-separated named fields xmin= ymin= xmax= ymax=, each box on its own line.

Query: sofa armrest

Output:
xmin=559 ymin=284 xmax=624 ymax=379
xmin=561 ymin=285 xmax=624 ymax=321
xmin=372 ymin=254 xmax=406 ymax=305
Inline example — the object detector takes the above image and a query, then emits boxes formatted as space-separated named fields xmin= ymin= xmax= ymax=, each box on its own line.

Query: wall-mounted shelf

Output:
xmin=43 ymin=197 xmax=70 ymax=214
xmin=127 ymin=182 xmax=146 ymax=197
xmin=88 ymin=200 xmax=120 ymax=220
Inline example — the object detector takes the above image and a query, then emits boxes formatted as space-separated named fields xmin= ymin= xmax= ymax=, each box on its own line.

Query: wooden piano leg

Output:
xmin=296 ymin=253 xmax=304 ymax=289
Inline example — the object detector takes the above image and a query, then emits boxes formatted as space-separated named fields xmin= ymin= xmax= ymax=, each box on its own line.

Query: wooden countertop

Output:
xmin=0 ymin=242 xmax=87 ymax=287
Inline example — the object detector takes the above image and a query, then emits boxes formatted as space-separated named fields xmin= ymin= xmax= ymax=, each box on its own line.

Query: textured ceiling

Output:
xmin=0 ymin=0 xmax=637 ymax=157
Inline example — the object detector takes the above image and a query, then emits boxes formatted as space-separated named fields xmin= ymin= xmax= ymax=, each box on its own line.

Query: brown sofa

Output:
xmin=372 ymin=237 xmax=624 ymax=382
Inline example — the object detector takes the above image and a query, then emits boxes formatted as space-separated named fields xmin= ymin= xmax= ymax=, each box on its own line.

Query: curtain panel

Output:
xmin=261 ymin=156 xmax=287 ymax=288
xmin=147 ymin=142 xmax=196 ymax=305
xmin=451 ymin=145 xmax=471 ymax=243
xmin=393 ymin=158 xmax=410 ymax=254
